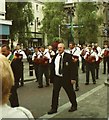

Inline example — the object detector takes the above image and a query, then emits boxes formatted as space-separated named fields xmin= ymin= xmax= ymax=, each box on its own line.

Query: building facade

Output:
xmin=0 ymin=0 xmax=12 ymax=46
xmin=30 ymin=0 xmax=44 ymax=47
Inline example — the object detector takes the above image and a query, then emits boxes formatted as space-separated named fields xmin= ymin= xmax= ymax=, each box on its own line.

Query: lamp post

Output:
xmin=64 ymin=3 xmax=75 ymax=46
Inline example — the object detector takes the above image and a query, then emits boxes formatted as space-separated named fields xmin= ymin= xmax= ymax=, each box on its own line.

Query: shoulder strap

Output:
xmin=72 ymin=48 xmax=77 ymax=55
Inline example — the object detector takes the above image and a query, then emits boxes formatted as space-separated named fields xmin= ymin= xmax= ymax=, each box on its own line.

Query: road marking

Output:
xmin=39 ymin=84 xmax=105 ymax=119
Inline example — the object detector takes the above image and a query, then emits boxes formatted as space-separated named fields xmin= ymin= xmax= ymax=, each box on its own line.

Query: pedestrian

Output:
xmin=84 ymin=44 xmax=99 ymax=85
xmin=13 ymin=44 xmax=27 ymax=87
xmin=101 ymin=44 xmax=109 ymax=74
xmin=37 ymin=45 xmax=51 ymax=88
xmin=32 ymin=47 xmax=40 ymax=82
xmin=0 ymin=54 xmax=34 ymax=119
xmin=67 ymin=42 xmax=81 ymax=91
xmin=48 ymin=43 xmax=77 ymax=114
xmin=1 ymin=44 xmax=19 ymax=107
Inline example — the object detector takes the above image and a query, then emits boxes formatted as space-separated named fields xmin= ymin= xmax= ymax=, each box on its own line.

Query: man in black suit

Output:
xmin=1 ymin=44 xmax=19 ymax=107
xmin=48 ymin=43 xmax=77 ymax=114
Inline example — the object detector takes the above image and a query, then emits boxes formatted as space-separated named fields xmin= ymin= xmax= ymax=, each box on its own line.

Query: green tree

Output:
xmin=6 ymin=2 xmax=34 ymax=46
xmin=41 ymin=2 xmax=69 ymax=44
xmin=75 ymin=2 xmax=103 ymax=44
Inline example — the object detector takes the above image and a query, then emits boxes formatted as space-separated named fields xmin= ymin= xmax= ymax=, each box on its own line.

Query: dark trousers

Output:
xmin=95 ymin=62 xmax=99 ymax=79
xmin=34 ymin=63 xmax=39 ymax=80
xmin=103 ymin=57 xmax=108 ymax=74
xmin=86 ymin=62 xmax=96 ymax=83
xmin=51 ymin=76 xmax=77 ymax=110
xmin=20 ymin=62 xmax=24 ymax=86
xmin=82 ymin=57 xmax=86 ymax=73
xmin=38 ymin=64 xmax=49 ymax=86
xmin=9 ymin=85 xmax=19 ymax=107
xmin=107 ymin=56 xmax=109 ymax=74
xmin=73 ymin=62 xmax=79 ymax=89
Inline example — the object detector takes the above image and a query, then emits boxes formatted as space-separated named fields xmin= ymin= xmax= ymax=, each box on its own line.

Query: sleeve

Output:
xmin=32 ymin=53 xmax=35 ymax=61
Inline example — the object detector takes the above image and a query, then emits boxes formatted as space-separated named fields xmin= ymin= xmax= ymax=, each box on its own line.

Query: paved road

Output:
xmin=17 ymin=62 xmax=108 ymax=119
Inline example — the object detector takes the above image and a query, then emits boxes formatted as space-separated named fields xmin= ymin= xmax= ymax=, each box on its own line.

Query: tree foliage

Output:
xmin=6 ymin=2 xmax=34 ymax=45
xmin=41 ymin=2 xmax=69 ymax=44
xmin=75 ymin=2 xmax=103 ymax=44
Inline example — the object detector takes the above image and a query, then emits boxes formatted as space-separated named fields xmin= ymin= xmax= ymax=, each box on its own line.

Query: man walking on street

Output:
xmin=48 ymin=43 xmax=77 ymax=114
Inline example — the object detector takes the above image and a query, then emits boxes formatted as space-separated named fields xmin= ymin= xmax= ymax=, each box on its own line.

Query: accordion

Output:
xmin=15 ymin=53 xmax=23 ymax=59
xmin=104 ymin=50 xmax=109 ymax=57
xmin=86 ymin=55 xmax=96 ymax=63
xmin=72 ymin=55 xmax=79 ymax=62
xmin=81 ymin=50 xmax=86 ymax=56
xmin=34 ymin=56 xmax=49 ymax=65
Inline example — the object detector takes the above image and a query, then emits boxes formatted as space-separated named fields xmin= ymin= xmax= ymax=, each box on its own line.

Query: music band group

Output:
xmin=0 ymin=41 xmax=109 ymax=115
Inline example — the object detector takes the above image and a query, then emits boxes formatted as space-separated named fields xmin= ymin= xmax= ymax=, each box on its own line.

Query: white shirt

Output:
xmin=55 ymin=52 xmax=64 ymax=77
xmin=66 ymin=47 xmax=81 ymax=61
xmin=0 ymin=104 xmax=34 ymax=119
xmin=32 ymin=51 xmax=40 ymax=61
xmin=37 ymin=50 xmax=51 ymax=63
xmin=14 ymin=49 xmax=27 ymax=59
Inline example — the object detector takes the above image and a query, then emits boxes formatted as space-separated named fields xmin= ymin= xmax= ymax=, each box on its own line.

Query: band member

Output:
xmin=48 ymin=43 xmax=77 ymax=114
xmin=37 ymin=45 xmax=51 ymax=88
xmin=32 ymin=47 xmax=40 ymax=82
xmin=67 ymin=42 xmax=81 ymax=91
xmin=1 ymin=44 xmax=19 ymax=107
xmin=48 ymin=45 xmax=55 ymax=60
xmin=13 ymin=44 xmax=27 ymax=86
xmin=93 ymin=46 xmax=102 ymax=79
xmin=84 ymin=45 xmax=99 ymax=85
xmin=80 ymin=44 xmax=87 ymax=73
xmin=101 ymin=44 xmax=109 ymax=74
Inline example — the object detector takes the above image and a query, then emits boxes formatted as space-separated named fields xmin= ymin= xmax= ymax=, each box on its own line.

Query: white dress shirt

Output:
xmin=32 ymin=51 xmax=40 ymax=61
xmin=14 ymin=49 xmax=27 ymax=59
xmin=54 ymin=52 xmax=64 ymax=77
xmin=37 ymin=50 xmax=51 ymax=63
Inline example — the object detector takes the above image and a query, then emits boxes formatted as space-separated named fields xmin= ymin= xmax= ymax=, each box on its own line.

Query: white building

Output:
xmin=30 ymin=0 xmax=44 ymax=46
xmin=0 ymin=0 xmax=12 ymax=46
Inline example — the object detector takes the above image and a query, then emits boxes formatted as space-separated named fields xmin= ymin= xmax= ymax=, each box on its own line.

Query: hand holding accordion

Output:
xmin=72 ymin=55 xmax=79 ymax=62
xmin=86 ymin=54 xmax=96 ymax=63
xmin=14 ymin=53 xmax=23 ymax=59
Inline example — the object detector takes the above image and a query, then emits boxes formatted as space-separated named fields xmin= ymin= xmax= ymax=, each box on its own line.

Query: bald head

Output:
xmin=58 ymin=43 xmax=65 ymax=54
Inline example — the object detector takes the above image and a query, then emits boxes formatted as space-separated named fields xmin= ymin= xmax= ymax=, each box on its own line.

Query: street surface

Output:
xmin=16 ymin=61 xmax=108 ymax=119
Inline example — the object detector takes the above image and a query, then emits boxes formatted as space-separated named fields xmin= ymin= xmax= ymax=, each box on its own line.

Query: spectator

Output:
xmin=0 ymin=54 xmax=34 ymax=119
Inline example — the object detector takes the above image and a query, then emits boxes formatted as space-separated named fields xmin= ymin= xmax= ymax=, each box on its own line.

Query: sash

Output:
xmin=8 ymin=54 xmax=15 ymax=64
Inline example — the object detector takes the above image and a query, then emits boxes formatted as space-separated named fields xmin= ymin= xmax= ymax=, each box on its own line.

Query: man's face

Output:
xmin=34 ymin=48 xmax=38 ymax=53
xmin=41 ymin=47 xmax=45 ymax=52
xmin=58 ymin=44 xmax=64 ymax=54
xmin=16 ymin=45 xmax=20 ymax=50
xmin=69 ymin=44 xmax=74 ymax=49
xmin=1 ymin=47 xmax=10 ymax=57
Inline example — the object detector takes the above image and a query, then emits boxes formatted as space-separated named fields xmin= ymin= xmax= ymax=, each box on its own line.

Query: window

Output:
xmin=36 ymin=4 xmax=38 ymax=11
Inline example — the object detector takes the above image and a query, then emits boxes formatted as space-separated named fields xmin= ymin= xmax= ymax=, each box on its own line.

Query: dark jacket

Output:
xmin=50 ymin=52 xmax=76 ymax=83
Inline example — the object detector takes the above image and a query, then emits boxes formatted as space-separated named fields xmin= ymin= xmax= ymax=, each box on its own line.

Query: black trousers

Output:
xmin=34 ymin=63 xmax=39 ymax=80
xmin=86 ymin=62 xmax=96 ymax=83
xmin=9 ymin=85 xmax=19 ymax=107
xmin=51 ymin=76 xmax=77 ymax=110
xmin=38 ymin=64 xmax=49 ymax=86
xmin=103 ymin=57 xmax=108 ymax=74
xmin=82 ymin=57 xmax=86 ymax=73
xmin=95 ymin=62 xmax=99 ymax=79
xmin=107 ymin=56 xmax=109 ymax=74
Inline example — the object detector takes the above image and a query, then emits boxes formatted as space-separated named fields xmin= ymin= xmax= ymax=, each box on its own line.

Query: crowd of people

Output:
xmin=0 ymin=41 xmax=109 ymax=118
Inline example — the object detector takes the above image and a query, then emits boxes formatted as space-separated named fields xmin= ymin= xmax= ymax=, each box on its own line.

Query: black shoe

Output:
xmin=85 ymin=82 xmax=89 ymax=85
xmin=75 ymin=87 xmax=79 ymax=91
xmin=48 ymin=109 xmax=57 ymax=114
xmin=38 ymin=85 xmax=43 ymax=88
xmin=93 ymin=81 xmax=96 ymax=84
xmin=103 ymin=73 xmax=106 ymax=74
xmin=96 ymin=77 xmax=99 ymax=79
xmin=45 ymin=84 xmax=50 ymax=87
xmin=68 ymin=107 xmax=77 ymax=112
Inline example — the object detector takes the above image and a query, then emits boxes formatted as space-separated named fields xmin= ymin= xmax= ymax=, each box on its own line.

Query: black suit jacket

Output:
xmin=50 ymin=52 xmax=76 ymax=83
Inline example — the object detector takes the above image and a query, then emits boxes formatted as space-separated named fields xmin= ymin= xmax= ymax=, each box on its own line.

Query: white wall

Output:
xmin=0 ymin=0 xmax=5 ymax=19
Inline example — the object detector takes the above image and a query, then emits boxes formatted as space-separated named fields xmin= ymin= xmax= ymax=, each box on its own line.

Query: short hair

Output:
xmin=0 ymin=54 xmax=14 ymax=105
xmin=1 ymin=44 xmax=10 ymax=51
